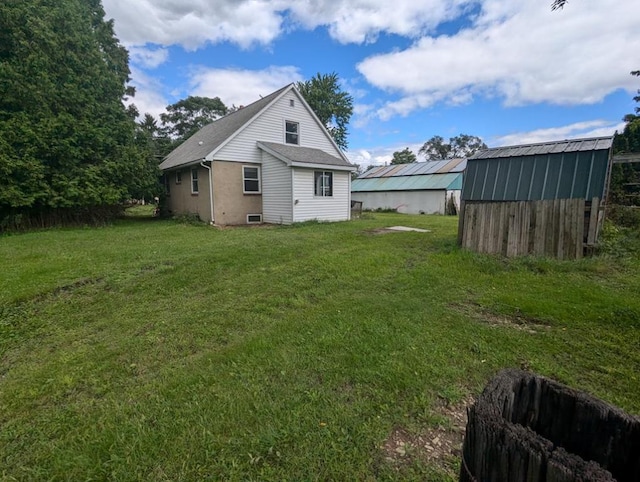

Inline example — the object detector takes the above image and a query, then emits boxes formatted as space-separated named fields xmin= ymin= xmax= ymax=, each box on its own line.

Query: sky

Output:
xmin=101 ymin=0 xmax=640 ymax=168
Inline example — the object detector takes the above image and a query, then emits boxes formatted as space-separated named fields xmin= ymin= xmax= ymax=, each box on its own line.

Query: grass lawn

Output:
xmin=1 ymin=212 xmax=639 ymax=480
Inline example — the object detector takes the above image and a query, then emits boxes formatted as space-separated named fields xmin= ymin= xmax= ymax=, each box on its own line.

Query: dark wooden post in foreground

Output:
xmin=460 ymin=369 xmax=640 ymax=482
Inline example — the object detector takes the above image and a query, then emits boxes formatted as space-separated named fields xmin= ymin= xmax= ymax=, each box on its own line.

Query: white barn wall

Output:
xmin=261 ymin=151 xmax=293 ymax=224
xmin=351 ymin=190 xmax=451 ymax=214
xmin=293 ymin=169 xmax=351 ymax=222
xmin=215 ymin=90 xmax=340 ymax=164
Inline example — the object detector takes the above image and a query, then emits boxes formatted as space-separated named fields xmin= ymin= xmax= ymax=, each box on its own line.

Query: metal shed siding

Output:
xmin=462 ymin=149 xmax=610 ymax=201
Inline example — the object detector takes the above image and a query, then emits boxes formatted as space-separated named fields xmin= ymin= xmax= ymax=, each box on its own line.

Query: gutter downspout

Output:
xmin=200 ymin=160 xmax=214 ymax=225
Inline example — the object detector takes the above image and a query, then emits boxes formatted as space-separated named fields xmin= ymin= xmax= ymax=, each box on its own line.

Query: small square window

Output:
xmin=191 ymin=168 xmax=199 ymax=194
xmin=175 ymin=171 xmax=182 ymax=184
xmin=289 ymin=99 xmax=295 ymax=107
xmin=314 ymin=171 xmax=333 ymax=197
xmin=243 ymin=166 xmax=261 ymax=193
xmin=285 ymin=121 xmax=299 ymax=145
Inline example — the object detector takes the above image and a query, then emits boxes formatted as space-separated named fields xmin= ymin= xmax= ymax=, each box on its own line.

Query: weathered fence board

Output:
xmin=460 ymin=369 xmax=640 ymax=482
xmin=459 ymin=198 xmax=594 ymax=259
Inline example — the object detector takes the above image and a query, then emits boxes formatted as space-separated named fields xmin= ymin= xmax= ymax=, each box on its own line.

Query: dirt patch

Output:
xmin=381 ymin=396 xmax=473 ymax=476
xmin=452 ymin=301 xmax=551 ymax=334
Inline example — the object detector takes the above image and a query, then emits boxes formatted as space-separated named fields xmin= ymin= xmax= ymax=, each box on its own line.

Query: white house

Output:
xmin=159 ymin=84 xmax=356 ymax=225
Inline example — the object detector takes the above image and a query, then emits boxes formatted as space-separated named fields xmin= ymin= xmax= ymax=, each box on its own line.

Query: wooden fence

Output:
xmin=458 ymin=198 xmax=601 ymax=260
xmin=460 ymin=369 xmax=640 ymax=482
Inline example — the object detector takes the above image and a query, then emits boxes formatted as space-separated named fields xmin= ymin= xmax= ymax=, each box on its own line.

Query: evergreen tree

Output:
xmin=0 ymin=0 xmax=158 ymax=227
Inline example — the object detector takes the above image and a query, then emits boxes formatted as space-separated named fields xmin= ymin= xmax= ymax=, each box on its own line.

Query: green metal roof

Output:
xmin=351 ymin=173 xmax=462 ymax=192
xmin=462 ymin=137 xmax=613 ymax=201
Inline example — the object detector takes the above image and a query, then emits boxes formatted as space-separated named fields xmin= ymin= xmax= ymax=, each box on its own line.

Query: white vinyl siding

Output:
xmin=261 ymin=151 xmax=293 ymax=224
xmin=293 ymin=169 xmax=350 ymax=222
xmin=215 ymin=90 xmax=341 ymax=163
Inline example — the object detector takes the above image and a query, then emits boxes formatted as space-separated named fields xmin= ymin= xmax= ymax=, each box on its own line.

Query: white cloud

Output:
xmin=125 ymin=67 xmax=169 ymax=119
xmin=347 ymin=142 xmax=424 ymax=167
xmin=103 ymin=0 xmax=476 ymax=50
xmin=491 ymin=120 xmax=625 ymax=147
xmin=128 ymin=46 xmax=169 ymax=69
xmin=357 ymin=0 xmax=640 ymax=118
xmin=188 ymin=66 xmax=303 ymax=107
xmin=286 ymin=0 xmax=475 ymax=44
xmin=103 ymin=0 xmax=285 ymax=49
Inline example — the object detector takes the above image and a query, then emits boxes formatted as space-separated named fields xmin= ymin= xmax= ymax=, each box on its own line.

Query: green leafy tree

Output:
xmin=610 ymin=71 xmax=640 ymax=207
xmin=391 ymin=148 xmax=417 ymax=165
xmin=0 ymin=0 xmax=158 ymax=227
xmin=297 ymin=73 xmax=353 ymax=150
xmin=160 ymin=96 xmax=227 ymax=142
xmin=418 ymin=134 xmax=487 ymax=160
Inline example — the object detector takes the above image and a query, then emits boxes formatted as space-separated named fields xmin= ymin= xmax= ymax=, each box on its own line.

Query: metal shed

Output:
xmin=351 ymin=159 xmax=466 ymax=214
xmin=458 ymin=137 xmax=613 ymax=259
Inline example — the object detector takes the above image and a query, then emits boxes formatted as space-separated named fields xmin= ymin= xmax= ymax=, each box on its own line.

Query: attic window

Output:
xmin=289 ymin=99 xmax=295 ymax=107
xmin=285 ymin=121 xmax=299 ymax=145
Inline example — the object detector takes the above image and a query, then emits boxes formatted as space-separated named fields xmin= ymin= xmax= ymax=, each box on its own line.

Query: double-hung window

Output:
xmin=191 ymin=168 xmax=199 ymax=194
xmin=314 ymin=171 xmax=333 ymax=197
xmin=243 ymin=166 xmax=261 ymax=193
xmin=285 ymin=121 xmax=299 ymax=145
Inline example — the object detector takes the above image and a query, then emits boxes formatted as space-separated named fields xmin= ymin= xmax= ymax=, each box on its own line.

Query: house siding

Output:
xmin=351 ymin=190 xmax=453 ymax=214
xmin=261 ymin=151 xmax=293 ymax=224
xmin=215 ymin=90 xmax=341 ymax=164
xmin=212 ymin=160 xmax=262 ymax=225
xmin=166 ymin=166 xmax=212 ymax=222
xmin=292 ymin=169 xmax=351 ymax=222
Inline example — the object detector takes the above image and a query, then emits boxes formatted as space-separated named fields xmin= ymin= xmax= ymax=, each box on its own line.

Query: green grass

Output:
xmin=1 ymin=213 xmax=639 ymax=480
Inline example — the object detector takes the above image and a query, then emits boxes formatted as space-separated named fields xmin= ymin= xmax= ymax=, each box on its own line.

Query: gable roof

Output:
xmin=469 ymin=136 xmax=613 ymax=160
xmin=352 ymin=173 xmax=462 ymax=192
xmin=351 ymin=159 xmax=464 ymax=192
xmin=357 ymin=159 xmax=467 ymax=179
xmin=257 ymin=141 xmax=355 ymax=171
xmin=159 ymin=84 xmax=291 ymax=170
xmin=159 ymin=83 xmax=351 ymax=171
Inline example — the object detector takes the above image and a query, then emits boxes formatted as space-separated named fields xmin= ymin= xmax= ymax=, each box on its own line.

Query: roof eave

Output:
xmin=290 ymin=161 xmax=356 ymax=171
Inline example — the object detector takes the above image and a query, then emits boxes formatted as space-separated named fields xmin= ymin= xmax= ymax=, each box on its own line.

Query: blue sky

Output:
xmin=102 ymin=0 xmax=640 ymax=168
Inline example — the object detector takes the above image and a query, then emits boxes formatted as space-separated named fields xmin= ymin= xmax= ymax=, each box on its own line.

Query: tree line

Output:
xmin=389 ymin=134 xmax=488 ymax=165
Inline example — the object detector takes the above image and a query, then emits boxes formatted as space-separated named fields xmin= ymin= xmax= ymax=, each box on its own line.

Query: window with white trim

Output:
xmin=191 ymin=168 xmax=199 ymax=194
xmin=285 ymin=121 xmax=299 ymax=145
xmin=243 ymin=166 xmax=261 ymax=193
xmin=314 ymin=171 xmax=333 ymax=197
xmin=175 ymin=171 xmax=182 ymax=184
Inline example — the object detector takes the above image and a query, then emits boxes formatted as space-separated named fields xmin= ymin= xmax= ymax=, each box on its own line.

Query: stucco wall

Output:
xmin=165 ymin=166 xmax=212 ymax=222
xmin=213 ymin=160 xmax=263 ymax=225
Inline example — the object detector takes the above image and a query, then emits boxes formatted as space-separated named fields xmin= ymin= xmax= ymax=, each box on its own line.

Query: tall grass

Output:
xmin=1 ymin=213 xmax=638 ymax=480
